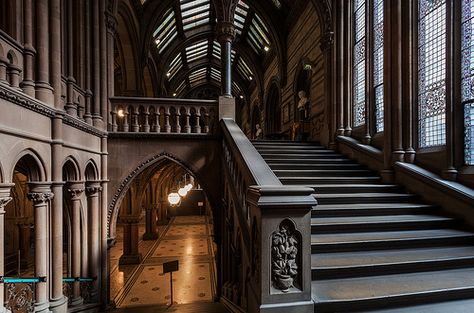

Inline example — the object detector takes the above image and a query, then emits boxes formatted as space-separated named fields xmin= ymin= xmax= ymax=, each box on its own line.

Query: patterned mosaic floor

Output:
xmin=110 ymin=215 xmax=216 ymax=308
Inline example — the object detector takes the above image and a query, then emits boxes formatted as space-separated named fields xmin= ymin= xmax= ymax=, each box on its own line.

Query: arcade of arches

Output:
xmin=1 ymin=0 xmax=474 ymax=313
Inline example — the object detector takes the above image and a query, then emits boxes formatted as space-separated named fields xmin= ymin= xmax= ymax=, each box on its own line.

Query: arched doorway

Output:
xmin=265 ymin=81 xmax=282 ymax=137
xmin=109 ymin=157 xmax=217 ymax=309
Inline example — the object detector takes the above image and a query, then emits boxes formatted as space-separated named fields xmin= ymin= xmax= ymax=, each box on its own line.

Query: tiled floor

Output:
xmin=110 ymin=215 xmax=216 ymax=309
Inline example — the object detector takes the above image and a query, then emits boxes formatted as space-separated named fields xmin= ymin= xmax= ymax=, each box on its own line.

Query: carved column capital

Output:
xmin=86 ymin=182 xmax=102 ymax=197
xmin=67 ymin=182 xmax=85 ymax=200
xmin=27 ymin=191 xmax=54 ymax=204
xmin=105 ymin=11 xmax=117 ymax=34
xmin=320 ymin=30 xmax=334 ymax=52
xmin=216 ymin=21 xmax=236 ymax=43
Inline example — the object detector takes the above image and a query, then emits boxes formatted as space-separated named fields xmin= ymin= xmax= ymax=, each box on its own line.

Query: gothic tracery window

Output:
xmin=462 ymin=0 xmax=474 ymax=165
xmin=373 ymin=0 xmax=384 ymax=132
xmin=418 ymin=0 xmax=447 ymax=148
xmin=353 ymin=0 xmax=366 ymax=127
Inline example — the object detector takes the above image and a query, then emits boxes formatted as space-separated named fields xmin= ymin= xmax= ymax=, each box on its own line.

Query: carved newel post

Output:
xmin=0 ymin=184 xmax=13 ymax=313
xmin=246 ymin=186 xmax=316 ymax=313
xmin=27 ymin=183 xmax=54 ymax=313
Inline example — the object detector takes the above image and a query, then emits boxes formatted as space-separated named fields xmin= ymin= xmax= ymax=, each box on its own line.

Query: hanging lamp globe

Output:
xmin=168 ymin=192 xmax=181 ymax=205
xmin=178 ymin=187 xmax=188 ymax=197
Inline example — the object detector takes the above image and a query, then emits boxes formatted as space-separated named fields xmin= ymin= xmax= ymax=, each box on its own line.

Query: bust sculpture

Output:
xmin=297 ymin=90 xmax=309 ymax=121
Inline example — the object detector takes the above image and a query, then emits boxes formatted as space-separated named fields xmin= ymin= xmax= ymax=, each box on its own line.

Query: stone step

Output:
xmin=251 ymin=140 xmax=319 ymax=145
xmin=314 ymin=193 xmax=417 ymax=205
xmin=312 ymin=268 xmax=474 ymax=312
xmin=268 ymin=163 xmax=366 ymax=170
xmin=311 ymin=229 xmax=474 ymax=253
xmin=274 ymin=169 xmax=375 ymax=177
xmin=313 ymin=203 xmax=438 ymax=217
xmin=312 ymin=246 xmax=474 ymax=280
xmin=311 ymin=214 xmax=456 ymax=233
xmin=308 ymin=184 xmax=401 ymax=194
xmin=110 ymin=302 xmax=229 ymax=313
xmin=253 ymin=145 xmax=327 ymax=150
xmin=257 ymin=149 xmax=337 ymax=154
xmin=266 ymin=158 xmax=356 ymax=164
xmin=260 ymin=153 xmax=344 ymax=159
xmin=280 ymin=176 xmax=381 ymax=185
xmin=362 ymin=298 xmax=474 ymax=313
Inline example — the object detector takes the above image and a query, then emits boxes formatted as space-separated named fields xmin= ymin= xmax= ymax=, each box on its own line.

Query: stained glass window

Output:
xmin=373 ymin=0 xmax=384 ymax=132
xmin=418 ymin=0 xmax=446 ymax=148
xmin=462 ymin=0 xmax=474 ymax=164
xmin=353 ymin=0 xmax=366 ymax=127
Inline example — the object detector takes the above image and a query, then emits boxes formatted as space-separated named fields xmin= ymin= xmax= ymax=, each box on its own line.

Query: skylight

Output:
xmin=186 ymin=40 xmax=209 ymax=63
xmin=175 ymin=80 xmax=187 ymax=95
xmin=236 ymin=57 xmax=254 ymax=81
xmin=168 ymin=53 xmax=183 ymax=80
xmin=210 ymin=67 xmax=221 ymax=82
xmin=247 ymin=14 xmax=271 ymax=54
xmin=212 ymin=41 xmax=236 ymax=63
xmin=189 ymin=67 xmax=208 ymax=86
xmin=180 ymin=0 xmax=211 ymax=31
xmin=234 ymin=1 xmax=249 ymax=35
xmin=154 ymin=9 xmax=178 ymax=53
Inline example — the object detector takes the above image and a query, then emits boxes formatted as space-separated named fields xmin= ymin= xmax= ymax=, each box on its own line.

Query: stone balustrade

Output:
xmin=110 ymin=97 xmax=218 ymax=135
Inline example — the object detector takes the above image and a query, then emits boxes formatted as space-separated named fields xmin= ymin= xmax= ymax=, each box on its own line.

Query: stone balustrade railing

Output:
xmin=220 ymin=119 xmax=316 ymax=313
xmin=109 ymin=97 xmax=218 ymax=135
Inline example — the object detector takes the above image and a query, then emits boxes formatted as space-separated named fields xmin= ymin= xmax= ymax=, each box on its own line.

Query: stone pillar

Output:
xmin=0 ymin=184 xmax=13 ymax=313
xmin=0 ymin=56 xmax=9 ymax=85
xmin=67 ymin=183 xmax=85 ymax=306
xmin=65 ymin=0 xmax=77 ymax=116
xmin=7 ymin=64 xmax=22 ymax=89
xmin=100 ymin=0 xmax=108 ymax=129
xmin=143 ymin=208 xmax=158 ymax=240
xmin=118 ymin=216 xmax=142 ymax=265
xmin=21 ymin=0 xmax=36 ymax=97
xmin=100 ymin=137 xmax=109 ymax=309
xmin=106 ymin=10 xmax=117 ymax=130
xmin=86 ymin=182 xmax=102 ymax=301
xmin=217 ymin=22 xmax=234 ymax=97
xmin=335 ymin=0 xmax=345 ymax=137
xmin=84 ymin=0 xmax=93 ymax=124
xmin=50 ymin=0 xmax=62 ymax=109
xmin=27 ymin=184 xmax=53 ymax=313
xmin=35 ymin=0 xmax=54 ymax=103
xmin=92 ymin=0 xmax=102 ymax=127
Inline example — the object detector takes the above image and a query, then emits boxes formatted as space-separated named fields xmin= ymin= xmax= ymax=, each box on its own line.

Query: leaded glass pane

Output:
xmin=353 ymin=0 xmax=366 ymax=127
xmin=418 ymin=0 xmax=446 ymax=148
xmin=374 ymin=0 xmax=384 ymax=132
xmin=462 ymin=0 xmax=474 ymax=164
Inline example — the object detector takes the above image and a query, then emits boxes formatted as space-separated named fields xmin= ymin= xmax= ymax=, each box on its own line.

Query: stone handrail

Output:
xmin=109 ymin=96 xmax=218 ymax=134
xmin=220 ymin=118 xmax=316 ymax=313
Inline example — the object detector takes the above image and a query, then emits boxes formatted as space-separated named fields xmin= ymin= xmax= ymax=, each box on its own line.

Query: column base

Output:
xmin=143 ymin=232 xmax=159 ymax=240
xmin=49 ymin=296 xmax=68 ymax=313
xmin=70 ymin=296 xmax=84 ymax=307
xmin=118 ymin=254 xmax=142 ymax=265
xmin=34 ymin=301 xmax=52 ymax=313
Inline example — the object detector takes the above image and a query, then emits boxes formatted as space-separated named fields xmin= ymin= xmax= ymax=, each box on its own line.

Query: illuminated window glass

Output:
xmin=189 ymin=67 xmax=207 ymax=86
xmin=154 ymin=9 xmax=178 ymax=54
xmin=234 ymin=1 xmax=249 ymax=35
xmin=462 ymin=0 xmax=474 ymax=164
xmin=176 ymin=80 xmax=187 ymax=95
xmin=373 ymin=0 xmax=384 ymax=132
xmin=353 ymin=0 xmax=366 ymax=127
xmin=168 ymin=53 xmax=183 ymax=80
xmin=418 ymin=0 xmax=446 ymax=148
xmin=180 ymin=0 xmax=210 ymax=31
xmin=213 ymin=41 xmax=221 ymax=59
xmin=185 ymin=40 xmax=209 ymax=63
xmin=210 ymin=67 xmax=221 ymax=82
xmin=236 ymin=58 xmax=254 ymax=81
xmin=247 ymin=14 xmax=271 ymax=54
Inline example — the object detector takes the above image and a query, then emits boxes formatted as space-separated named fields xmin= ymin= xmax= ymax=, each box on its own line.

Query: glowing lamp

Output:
xmin=178 ymin=187 xmax=188 ymax=197
xmin=117 ymin=109 xmax=125 ymax=118
xmin=168 ymin=193 xmax=181 ymax=205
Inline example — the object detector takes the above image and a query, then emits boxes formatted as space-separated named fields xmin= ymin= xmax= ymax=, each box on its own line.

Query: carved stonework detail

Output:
xmin=0 ymin=196 xmax=12 ymax=209
xmin=320 ymin=31 xmax=334 ymax=52
xmin=27 ymin=192 xmax=54 ymax=204
xmin=271 ymin=219 xmax=300 ymax=293
xmin=86 ymin=186 xmax=102 ymax=196
xmin=68 ymin=188 xmax=85 ymax=200
xmin=216 ymin=21 xmax=236 ymax=43
xmin=212 ymin=0 xmax=239 ymax=23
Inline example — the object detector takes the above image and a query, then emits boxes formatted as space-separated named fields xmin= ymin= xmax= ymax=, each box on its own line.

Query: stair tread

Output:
xmin=312 ymin=268 xmax=474 ymax=303
xmin=312 ymin=246 xmax=474 ymax=269
xmin=315 ymin=193 xmax=415 ymax=198
xmin=311 ymin=229 xmax=474 ymax=245
xmin=312 ymin=214 xmax=453 ymax=226
xmin=315 ymin=203 xmax=435 ymax=210
xmin=362 ymin=298 xmax=474 ymax=313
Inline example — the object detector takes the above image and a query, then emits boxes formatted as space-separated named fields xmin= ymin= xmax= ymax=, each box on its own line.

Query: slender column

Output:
xmin=175 ymin=111 xmax=181 ymax=133
xmin=131 ymin=109 xmax=139 ymax=132
xmin=203 ymin=112 xmax=210 ymax=133
xmin=68 ymin=183 xmax=85 ymax=306
xmin=100 ymin=137 xmax=109 ymax=309
xmin=100 ymin=0 xmax=108 ymax=129
xmin=118 ymin=216 xmax=142 ymax=264
xmin=164 ymin=109 xmax=171 ymax=133
xmin=152 ymin=112 xmax=161 ymax=133
xmin=84 ymin=0 xmax=93 ymax=124
xmin=122 ymin=112 xmax=129 ymax=132
xmin=143 ymin=208 xmax=158 ymax=240
xmin=344 ymin=1 xmax=352 ymax=135
xmin=106 ymin=11 xmax=117 ymax=130
xmin=27 ymin=184 xmax=54 ymax=313
xmin=335 ymin=0 xmax=345 ymax=136
xmin=50 ymin=0 xmax=62 ymax=109
xmin=7 ymin=65 xmax=22 ymax=89
xmin=86 ymin=182 xmax=102 ymax=301
xmin=111 ymin=112 xmax=118 ymax=132
xmin=65 ymin=0 xmax=77 ymax=116
xmin=92 ymin=0 xmax=102 ymax=127
xmin=0 ymin=56 xmax=8 ymax=85
xmin=0 ymin=184 xmax=13 ymax=313
xmin=35 ymin=0 xmax=54 ymax=103
xmin=50 ymin=113 xmax=67 ymax=313
xmin=21 ymin=0 xmax=36 ymax=95
xmin=143 ymin=110 xmax=150 ymax=132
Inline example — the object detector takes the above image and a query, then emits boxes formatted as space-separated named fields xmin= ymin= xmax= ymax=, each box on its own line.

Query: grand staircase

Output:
xmin=253 ymin=140 xmax=474 ymax=313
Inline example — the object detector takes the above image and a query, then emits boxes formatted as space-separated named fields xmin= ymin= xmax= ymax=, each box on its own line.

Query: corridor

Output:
xmin=110 ymin=215 xmax=217 ymax=309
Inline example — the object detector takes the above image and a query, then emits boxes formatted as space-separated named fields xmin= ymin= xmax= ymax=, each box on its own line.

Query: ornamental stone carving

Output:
xmin=68 ymin=187 xmax=85 ymax=200
xmin=271 ymin=219 xmax=300 ymax=293
xmin=0 ymin=196 xmax=12 ymax=209
xmin=86 ymin=185 xmax=102 ymax=197
xmin=27 ymin=192 xmax=54 ymax=203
